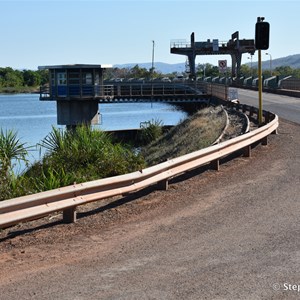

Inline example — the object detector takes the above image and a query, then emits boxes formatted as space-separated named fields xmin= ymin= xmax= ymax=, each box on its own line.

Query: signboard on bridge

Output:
xmin=213 ymin=39 xmax=219 ymax=51
xmin=218 ymin=60 xmax=227 ymax=73
xmin=228 ymin=87 xmax=238 ymax=101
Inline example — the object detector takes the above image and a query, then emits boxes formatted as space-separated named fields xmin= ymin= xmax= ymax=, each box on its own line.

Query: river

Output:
xmin=0 ymin=94 xmax=187 ymax=172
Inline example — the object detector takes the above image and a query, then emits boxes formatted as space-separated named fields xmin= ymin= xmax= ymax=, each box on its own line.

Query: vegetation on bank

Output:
xmin=0 ymin=126 xmax=145 ymax=201
xmin=0 ymin=67 xmax=48 ymax=93
xmin=0 ymin=107 xmax=228 ymax=201
xmin=141 ymin=106 xmax=226 ymax=166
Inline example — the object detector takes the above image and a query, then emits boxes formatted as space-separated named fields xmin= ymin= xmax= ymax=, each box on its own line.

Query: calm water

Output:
xmin=0 ymin=94 xmax=186 ymax=171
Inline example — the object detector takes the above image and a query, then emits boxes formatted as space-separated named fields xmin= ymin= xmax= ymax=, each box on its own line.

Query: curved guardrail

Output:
xmin=0 ymin=106 xmax=279 ymax=229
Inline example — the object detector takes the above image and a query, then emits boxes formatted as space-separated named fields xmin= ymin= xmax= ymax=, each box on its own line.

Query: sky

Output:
xmin=1 ymin=0 xmax=299 ymax=70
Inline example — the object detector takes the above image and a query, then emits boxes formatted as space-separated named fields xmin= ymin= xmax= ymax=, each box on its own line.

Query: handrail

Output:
xmin=0 ymin=106 xmax=279 ymax=229
xmin=40 ymin=83 xmax=204 ymax=101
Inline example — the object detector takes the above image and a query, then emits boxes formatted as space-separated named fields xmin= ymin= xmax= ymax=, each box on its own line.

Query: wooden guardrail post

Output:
xmin=244 ymin=145 xmax=251 ymax=157
xmin=261 ymin=136 xmax=268 ymax=145
xmin=211 ymin=159 xmax=220 ymax=171
xmin=63 ymin=206 xmax=77 ymax=223
xmin=157 ymin=179 xmax=168 ymax=191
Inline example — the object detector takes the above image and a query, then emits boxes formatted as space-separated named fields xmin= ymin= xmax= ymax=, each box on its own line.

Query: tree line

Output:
xmin=1 ymin=63 xmax=299 ymax=92
xmin=0 ymin=67 xmax=48 ymax=92
xmin=106 ymin=63 xmax=300 ymax=81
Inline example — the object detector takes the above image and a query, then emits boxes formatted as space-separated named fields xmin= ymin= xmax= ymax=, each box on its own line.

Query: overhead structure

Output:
xmin=170 ymin=32 xmax=256 ymax=79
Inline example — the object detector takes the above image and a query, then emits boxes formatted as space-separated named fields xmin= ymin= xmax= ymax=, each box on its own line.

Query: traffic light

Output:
xmin=255 ymin=21 xmax=270 ymax=50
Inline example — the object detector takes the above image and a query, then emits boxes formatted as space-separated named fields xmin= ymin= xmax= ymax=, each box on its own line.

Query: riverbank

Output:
xmin=0 ymin=86 xmax=39 ymax=94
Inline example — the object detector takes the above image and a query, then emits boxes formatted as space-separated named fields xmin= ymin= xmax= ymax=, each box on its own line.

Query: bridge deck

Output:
xmin=40 ymin=82 xmax=210 ymax=103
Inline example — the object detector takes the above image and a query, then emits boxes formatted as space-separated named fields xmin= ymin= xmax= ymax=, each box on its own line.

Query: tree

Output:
xmin=0 ymin=67 xmax=23 ymax=87
xmin=23 ymin=70 xmax=41 ymax=86
xmin=129 ymin=65 xmax=151 ymax=79
xmin=204 ymin=63 xmax=219 ymax=77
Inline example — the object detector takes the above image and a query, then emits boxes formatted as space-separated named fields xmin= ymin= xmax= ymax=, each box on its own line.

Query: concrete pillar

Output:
xmin=57 ymin=100 xmax=99 ymax=126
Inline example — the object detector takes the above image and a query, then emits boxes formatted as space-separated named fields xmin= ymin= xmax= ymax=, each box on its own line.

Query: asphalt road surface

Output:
xmin=1 ymin=92 xmax=300 ymax=299
xmin=238 ymin=88 xmax=300 ymax=124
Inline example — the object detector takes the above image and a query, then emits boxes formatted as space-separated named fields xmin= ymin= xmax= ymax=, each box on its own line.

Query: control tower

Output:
xmin=38 ymin=64 xmax=112 ymax=129
xmin=170 ymin=31 xmax=255 ymax=79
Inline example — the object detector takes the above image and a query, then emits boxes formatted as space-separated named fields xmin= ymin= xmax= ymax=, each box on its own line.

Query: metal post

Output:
xmin=151 ymin=40 xmax=155 ymax=78
xmin=266 ymin=52 xmax=272 ymax=76
xmin=258 ymin=49 xmax=263 ymax=125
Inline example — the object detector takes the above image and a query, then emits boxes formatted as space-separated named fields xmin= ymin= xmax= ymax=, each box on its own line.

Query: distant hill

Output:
xmin=260 ymin=54 xmax=300 ymax=69
xmin=114 ymin=54 xmax=300 ymax=74
xmin=113 ymin=62 xmax=186 ymax=74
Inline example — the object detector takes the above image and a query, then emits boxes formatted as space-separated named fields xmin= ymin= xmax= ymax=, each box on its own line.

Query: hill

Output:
xmin=114 ymin=54 xmax=300 ymax=74
xmin=260 ymin=54 xmax=300 ymax=69
xmin=113 ymin=62 xmax=186 ymax=74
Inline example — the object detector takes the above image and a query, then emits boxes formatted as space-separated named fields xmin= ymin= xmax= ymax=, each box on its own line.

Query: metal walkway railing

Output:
xmin=40 ymin=82 xmax=205 ymax=102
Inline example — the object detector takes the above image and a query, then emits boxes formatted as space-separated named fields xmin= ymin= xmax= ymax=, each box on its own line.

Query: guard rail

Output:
xmin=0 ymin=105 xmax=279 ymax=229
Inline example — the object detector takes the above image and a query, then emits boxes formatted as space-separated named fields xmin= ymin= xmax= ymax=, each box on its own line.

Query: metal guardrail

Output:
xmin=0 ymin=106 xmax=278 ymax=229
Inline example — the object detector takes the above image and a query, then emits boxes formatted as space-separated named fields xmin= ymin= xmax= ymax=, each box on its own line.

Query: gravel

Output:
xmin=1 ymin=119 xmax=300 ymax=299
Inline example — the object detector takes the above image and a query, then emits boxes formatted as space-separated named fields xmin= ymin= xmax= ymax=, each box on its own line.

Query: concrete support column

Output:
xmin=57 ymin=100 xmax=99 ymax=126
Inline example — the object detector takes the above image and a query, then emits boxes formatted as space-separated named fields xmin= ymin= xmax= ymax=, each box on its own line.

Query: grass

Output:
xmin=141 ymin=106 xmax=227 ymax=166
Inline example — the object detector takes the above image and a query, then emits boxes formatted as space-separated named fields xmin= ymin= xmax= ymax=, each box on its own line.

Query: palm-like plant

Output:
xmin=0 ymin=129 xmax=29 ymax=176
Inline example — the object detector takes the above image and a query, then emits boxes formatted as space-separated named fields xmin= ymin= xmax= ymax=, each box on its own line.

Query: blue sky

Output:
xmin=0 ymin=0 xmax=299 ymax=70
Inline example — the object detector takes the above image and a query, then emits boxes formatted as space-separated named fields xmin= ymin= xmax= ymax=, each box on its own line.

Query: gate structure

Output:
xmin=170 ymin=31 xmax=256 ymax=79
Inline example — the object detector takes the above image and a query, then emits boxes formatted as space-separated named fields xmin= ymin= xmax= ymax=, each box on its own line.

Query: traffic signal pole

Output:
xmin=255 ymin=17 xmax=270 ymax=125
xmin=258 ymin=49 xmax=263 ymax=125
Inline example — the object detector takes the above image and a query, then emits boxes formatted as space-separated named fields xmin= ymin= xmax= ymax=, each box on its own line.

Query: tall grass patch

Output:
xmin=142 ymin=106 xmax=226 ymax=166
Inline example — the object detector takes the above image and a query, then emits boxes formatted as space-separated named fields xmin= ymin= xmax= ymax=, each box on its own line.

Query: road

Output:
xmin=238 ymin=88 xmax=300 ymax=124
xmin=1 ymin=92 xmax=300 ymax=299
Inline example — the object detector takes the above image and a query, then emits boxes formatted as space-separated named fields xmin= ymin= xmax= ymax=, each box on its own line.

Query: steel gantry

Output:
xmin=170 ymin=31 xmax=256 ymax=79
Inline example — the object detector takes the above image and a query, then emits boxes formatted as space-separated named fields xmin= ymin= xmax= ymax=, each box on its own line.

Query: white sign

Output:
xmin=218 ymin=60 xmax=227 ymax=73
xmin=228 ymin=88 xmax=238 ymax=101
xmin=213 ymin=39 xmax=219 ymax=51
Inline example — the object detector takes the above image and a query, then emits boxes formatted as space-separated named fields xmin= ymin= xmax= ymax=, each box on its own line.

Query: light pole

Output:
xmin=266 ymin=52 xmax=272 ymax=76
xmin=151 ymin=40 xmax=155 ymax=77
xmin=248 ymin=55 xmax=253 ymax=76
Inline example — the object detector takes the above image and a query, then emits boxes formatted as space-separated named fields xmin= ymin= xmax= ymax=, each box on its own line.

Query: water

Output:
xmin=0 ymin=94 xmax=186 ymax=172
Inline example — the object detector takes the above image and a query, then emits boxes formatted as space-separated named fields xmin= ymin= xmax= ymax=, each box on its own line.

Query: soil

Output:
xmin=1 ymin=119 xmax=299 ymax=299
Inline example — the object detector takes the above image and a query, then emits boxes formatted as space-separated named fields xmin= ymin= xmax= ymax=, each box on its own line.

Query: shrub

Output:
xmin=140 ymin=118 xmax=164 ymax=145
xmin=24 ymin=125 xmax=146 ymax=192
